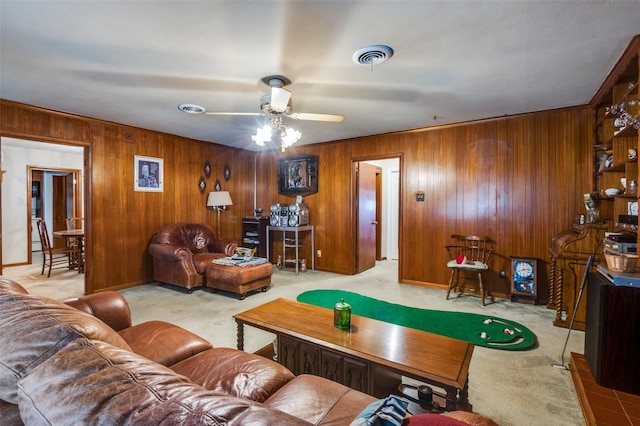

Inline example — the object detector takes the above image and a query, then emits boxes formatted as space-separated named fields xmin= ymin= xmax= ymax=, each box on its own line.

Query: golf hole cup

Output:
xmin=334 ymin=298 xmax=351 ymax=330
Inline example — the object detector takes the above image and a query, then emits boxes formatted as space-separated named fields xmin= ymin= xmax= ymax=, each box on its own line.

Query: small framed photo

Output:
xmin=134 ymin=155 xmax=163 ymax=192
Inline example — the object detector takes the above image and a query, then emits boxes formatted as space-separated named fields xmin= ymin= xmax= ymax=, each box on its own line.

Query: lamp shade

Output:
xmin=207 ymin=191 xmax=233 ymax=208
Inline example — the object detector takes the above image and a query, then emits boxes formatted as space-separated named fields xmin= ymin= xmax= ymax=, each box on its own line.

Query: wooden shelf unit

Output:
xmin=591 ymin=36 xmax=640 ymax=238
xmin=241 ymin=216 xmax=269 ymax=258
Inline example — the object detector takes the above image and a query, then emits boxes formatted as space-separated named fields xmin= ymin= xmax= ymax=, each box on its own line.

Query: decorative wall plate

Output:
xmin=224 ymin=164 xmax=231 ymax=181
xmin=204 ymin=160 xmax=212 ymax=178
xmin=198 ymin=176 xmax=206 ymax=193
xmin=214 ymin=179 xmax=221 ymax=191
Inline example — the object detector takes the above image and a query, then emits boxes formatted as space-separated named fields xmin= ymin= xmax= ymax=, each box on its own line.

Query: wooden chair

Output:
xmin=65 ymin=217 xmax=84 ymax=231
xmin=36 ymin=219 xmax=79 ymax=277
xmin=445 ymin=234 xmax=495 ymax=306
xmin=65 ymin=217 xmax=84 ymax=269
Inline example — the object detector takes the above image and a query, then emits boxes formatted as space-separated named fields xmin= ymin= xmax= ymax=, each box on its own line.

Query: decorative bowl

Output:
xmin=604 ymin=188 xmax=622 ymax=196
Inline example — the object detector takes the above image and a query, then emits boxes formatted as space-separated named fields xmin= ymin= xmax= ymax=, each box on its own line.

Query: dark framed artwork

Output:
xmin=278 ymin=155 xmax=318 ymax=197
xmin=198 ymin=176 xmax=206 ymax=194
xmin=224 ymin=164 xmax=231 ymax=182
xmin=204 ymin=160 xmax=212 ymax=178
xmin=214 ymin=179 xmax=221 ymax=191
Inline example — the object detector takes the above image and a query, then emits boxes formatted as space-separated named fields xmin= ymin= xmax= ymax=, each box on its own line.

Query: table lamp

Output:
xmin=207 ymin=191 xmax=233 ymax=237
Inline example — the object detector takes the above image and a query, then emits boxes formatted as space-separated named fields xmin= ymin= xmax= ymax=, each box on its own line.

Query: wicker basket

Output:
xmin=605 ymin=253 xmax=639 ymax=272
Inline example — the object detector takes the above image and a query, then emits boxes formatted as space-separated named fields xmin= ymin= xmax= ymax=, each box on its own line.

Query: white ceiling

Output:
xmin=1 ymin=1 xmax=639 ymax=152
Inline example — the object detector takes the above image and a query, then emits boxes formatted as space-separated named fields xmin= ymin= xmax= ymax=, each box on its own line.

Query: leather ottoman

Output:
xmin=205 ymin=262 xmax=272 ymax=299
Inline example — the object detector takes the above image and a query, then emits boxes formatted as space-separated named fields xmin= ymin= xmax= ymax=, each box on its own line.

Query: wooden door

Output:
xmin=357 ymin=162 xmax=378 ymax=273
xmin=375 ymin=169 xmax=383 ymax=260
xmin=52 ymin=175 xmax=68 ymax=248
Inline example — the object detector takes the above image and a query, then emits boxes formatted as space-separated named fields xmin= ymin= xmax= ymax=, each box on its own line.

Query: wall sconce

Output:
xmin=207 ymin=191 xmax=233 ymax=237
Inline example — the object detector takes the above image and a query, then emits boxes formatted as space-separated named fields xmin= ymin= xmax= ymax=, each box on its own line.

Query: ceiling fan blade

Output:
xmin=203 ymin=112 xmax=265 ymax=116
xmin=271 ymin=87 xmax=292 ymax=112
xmin=287 ymin=112 xmax=345 ymax=122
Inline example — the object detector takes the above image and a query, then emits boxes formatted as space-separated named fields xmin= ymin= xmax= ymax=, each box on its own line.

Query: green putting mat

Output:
xmin=297 ymin=290 xmax=536 ymax=350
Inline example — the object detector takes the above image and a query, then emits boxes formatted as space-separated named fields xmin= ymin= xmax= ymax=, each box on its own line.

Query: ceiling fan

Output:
xmin=178 ymin=76 xmax=344 ymax=151
xmin=178 ymin=75 xmax=345 ymax=123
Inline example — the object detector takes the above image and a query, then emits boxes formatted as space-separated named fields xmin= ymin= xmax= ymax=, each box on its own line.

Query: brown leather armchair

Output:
xmin=148 ymin=223 xmax=237 ymax=292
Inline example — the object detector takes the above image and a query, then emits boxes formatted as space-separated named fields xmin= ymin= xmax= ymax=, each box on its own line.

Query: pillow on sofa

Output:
xmin=403 ymin=413 xmax=467 ymax=426
xmin=18 ymin=338 xmax=310 ymax=425
xmin=403 ymin=412 xmax=498 ymax=426
xmin=0 ymin=293 xmax=131 ymax=404
xmin=170 ymin=347 xmax=295 ymax=403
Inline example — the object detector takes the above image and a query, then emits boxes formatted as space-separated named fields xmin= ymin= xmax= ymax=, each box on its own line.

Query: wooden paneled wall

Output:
xmin=266 ymin=108 xmax=593 ymax=303
xmin=1 ymin=100 xmax=259 ymax=292
xmin=1 ymin=99 xmax=592 ymax=302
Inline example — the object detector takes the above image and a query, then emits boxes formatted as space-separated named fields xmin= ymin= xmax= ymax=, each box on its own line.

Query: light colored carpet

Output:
xmin=3 ymin=258 xmax=585 ymax=426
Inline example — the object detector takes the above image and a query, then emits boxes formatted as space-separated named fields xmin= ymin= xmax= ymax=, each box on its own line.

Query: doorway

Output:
xmin=353 ymin=156 xmax=401 ymax=275
xmin=0 ymin=137 xmax=85 ymax=280
xmin=28 ymin=167 xmax=82 ymax=257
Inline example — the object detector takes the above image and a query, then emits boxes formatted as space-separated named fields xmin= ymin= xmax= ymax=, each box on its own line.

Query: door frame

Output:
xmin=351 ymin=153 xmax=403 ymax=280
xmin=0 ymin=136 xmax=88 ymax=289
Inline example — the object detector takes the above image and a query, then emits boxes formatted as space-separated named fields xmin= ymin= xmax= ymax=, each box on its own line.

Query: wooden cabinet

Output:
xmin=548 ymin=223 xmax=609 ymax=330
xmin=241 ymin=216 xmax=269 ymax=258
xmin=592 ymin=36 xmax=640 ymax=237
xmin=278 ymin=335 xmax=387 ymax=396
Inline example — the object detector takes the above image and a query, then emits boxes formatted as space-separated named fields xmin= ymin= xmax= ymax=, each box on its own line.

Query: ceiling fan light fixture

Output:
xmin=252 ymin=114 xmax=301 ymax=152
xmin=251 ymin=124 xmax=272 ymax=146
xmin=280 ymin=127 xmax=302 ymax=151
xmin=352 ymin=44 xmax=394 ymax=66
xmin=178 ymin=103 xmax=207 ymax=114
xmin=180 ymin=75 xmax=339 ymax=152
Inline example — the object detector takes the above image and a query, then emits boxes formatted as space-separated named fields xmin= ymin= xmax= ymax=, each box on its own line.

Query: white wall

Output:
xmin=1 ymin=137 xmax=83 ymax=265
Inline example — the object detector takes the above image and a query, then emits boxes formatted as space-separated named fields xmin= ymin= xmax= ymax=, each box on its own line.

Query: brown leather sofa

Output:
xmin=0 ymin=277 xmax=497 ymax=426
xmin=0 ymin=277 xmax=374 ymax=425
xmin=148 ymin=222 xmax=238 ymax=292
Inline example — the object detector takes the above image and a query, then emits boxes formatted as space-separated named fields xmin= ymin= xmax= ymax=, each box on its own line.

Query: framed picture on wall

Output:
xmin=278 ymin=155 xmax=318 ymax=197
xmin=134 ymin=155 xmax=163 ymax=192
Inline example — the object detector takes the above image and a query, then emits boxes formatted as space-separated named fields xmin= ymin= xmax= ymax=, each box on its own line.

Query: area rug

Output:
xmin=297 ymin=290 xmax=536 ymax=350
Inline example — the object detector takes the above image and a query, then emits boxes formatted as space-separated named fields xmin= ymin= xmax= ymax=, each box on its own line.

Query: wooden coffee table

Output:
xmin=234 ymin=298 xmax=474 ymax=411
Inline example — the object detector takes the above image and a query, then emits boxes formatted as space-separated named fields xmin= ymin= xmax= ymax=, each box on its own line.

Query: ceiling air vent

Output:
xmin=178 ymin=104 xmax=207 ymax=114
xmin=352 ymin=44 xmax=394 ymax=66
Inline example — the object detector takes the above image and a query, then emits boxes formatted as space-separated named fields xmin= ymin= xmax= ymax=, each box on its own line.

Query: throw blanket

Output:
xmin=213 ymin=255 xmax=269 ymax=268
